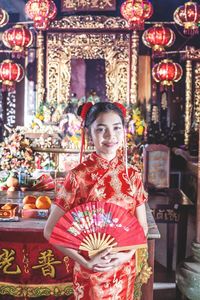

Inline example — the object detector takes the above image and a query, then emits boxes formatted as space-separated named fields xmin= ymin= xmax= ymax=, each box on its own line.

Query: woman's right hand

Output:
xmin=86 ymin=248 xmax=114 ymax=272
xmin=86 ymin=248 xmax=111 ymax=272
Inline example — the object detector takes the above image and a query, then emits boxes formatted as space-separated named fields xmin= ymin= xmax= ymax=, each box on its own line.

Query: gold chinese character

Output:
xmin=32 ymin=249 xmax=62 ymax=278
xmin=63 ymin=256 xmax=70 ymax=273
xmin=166 ymin=209 xmax=180 ymax=222
xmin=156 ymin=209 xmax=165 ymax=220
xmin=102 ymin=0 xmax=113 ymax=7
xmin=0 ymin=248 xmax=21 ymax=274
xmin=63 ymin=0 xmax=74 ymax=8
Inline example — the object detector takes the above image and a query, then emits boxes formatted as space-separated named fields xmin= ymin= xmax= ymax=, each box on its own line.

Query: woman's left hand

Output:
xmin=92 ymin=249 xmax=135 ymax=272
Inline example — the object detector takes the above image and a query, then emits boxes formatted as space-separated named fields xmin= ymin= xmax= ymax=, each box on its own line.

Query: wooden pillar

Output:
xmin=176 ymin=56 xmax=200 ymax=299
xmin=196 ymin=125 xmax=200 ymax=243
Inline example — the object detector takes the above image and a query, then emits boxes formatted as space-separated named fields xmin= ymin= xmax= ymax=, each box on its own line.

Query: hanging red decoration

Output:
xmin=25 ymin=0 xmax=57 ymax=31
xmin=0 ymin=60 xmax=24 ymax=92
xmin=173 ymin=1 xmax=200 ymax=35
xmin=2 ymin=25 xmax=34 ymax=57
xmin=0 ymin=8 xmax=9 ymax=27
xmin=120 ymin=0 xmax=153 ymax=30
xmin=142 ymin=24 xmax=175 ymax=53
xmin=152 ymin=59 xmax=183 ymax=89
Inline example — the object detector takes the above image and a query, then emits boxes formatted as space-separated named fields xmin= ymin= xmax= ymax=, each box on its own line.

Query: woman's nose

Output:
xmin=104 ymin=129 xmax=113 ymax=139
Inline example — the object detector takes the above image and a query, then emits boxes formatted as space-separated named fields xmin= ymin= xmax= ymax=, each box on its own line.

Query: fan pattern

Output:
xmin=50 ymin=202 xmax=147 ymax=257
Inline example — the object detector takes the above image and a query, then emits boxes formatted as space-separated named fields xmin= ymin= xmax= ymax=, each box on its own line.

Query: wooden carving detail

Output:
xmin=50 ymin=16 xmax=129 ymax=30
xmin=46 ymin=32 xmax=129 ymax=105
xmin=194 ymin=62 xmax=200 ymax=127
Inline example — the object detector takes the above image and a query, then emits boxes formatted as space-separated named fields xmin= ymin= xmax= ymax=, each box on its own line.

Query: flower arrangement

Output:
xmin=126 ymin=104 xmax=147 ymax=169
xmin=0 ymin=129 xmax=35 ymax=173
xmin=127 ymin=104 xmax=146 ymax=143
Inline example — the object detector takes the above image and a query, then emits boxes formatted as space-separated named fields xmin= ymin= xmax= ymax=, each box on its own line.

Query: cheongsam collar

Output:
xmin=90 ymin=152 xmax=121 ymax=170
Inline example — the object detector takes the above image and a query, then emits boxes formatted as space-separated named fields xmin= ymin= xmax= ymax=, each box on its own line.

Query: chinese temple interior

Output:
xmin=0 ymin=1 xmax=199 ymax=300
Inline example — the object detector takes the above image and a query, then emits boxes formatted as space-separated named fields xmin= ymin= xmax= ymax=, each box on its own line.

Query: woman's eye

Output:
xmin=114 ymin=126 xmax=122 ymax=131
xmin=96 ymin=128 xmax=104 ymax=132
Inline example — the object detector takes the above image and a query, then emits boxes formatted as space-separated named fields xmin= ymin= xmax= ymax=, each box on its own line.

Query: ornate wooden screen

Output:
xmin=46 ymin=31 xmax=130 ymax=106
xmin=36 ymin=16 xmax=140 ymax=110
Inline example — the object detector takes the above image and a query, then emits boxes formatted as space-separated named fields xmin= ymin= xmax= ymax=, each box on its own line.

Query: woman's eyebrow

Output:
xmin=96 ymin=122 xmax=122 ymax=127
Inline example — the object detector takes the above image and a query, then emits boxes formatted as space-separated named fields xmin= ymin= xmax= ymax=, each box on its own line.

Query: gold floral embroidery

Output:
xmin=94 ymin=187 xmax=106 ymax=199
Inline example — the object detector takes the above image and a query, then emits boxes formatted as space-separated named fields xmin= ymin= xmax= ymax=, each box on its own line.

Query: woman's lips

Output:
xmin=103 ymin=143 xmax=117 ymax=147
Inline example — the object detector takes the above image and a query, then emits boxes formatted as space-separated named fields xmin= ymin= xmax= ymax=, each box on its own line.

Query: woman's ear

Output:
xmin=85 ymin=127 xmax=89 ymax=137
xmin=85 ymin=127 xmax=90 ymax=138
xmin=85 ymin=128 xmax=93 ymax=144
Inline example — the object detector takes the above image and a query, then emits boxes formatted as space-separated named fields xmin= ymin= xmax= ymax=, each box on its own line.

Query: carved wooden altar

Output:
xmin=36 ymin=16 xmax=140 ymax=109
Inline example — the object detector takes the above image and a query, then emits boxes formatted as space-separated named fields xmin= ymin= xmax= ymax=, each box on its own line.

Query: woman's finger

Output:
xmin=93 ymin=266 xmax=113 ymax=272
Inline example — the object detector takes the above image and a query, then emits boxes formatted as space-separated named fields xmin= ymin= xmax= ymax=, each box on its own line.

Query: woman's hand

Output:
xmin=87 ymin=248 xmax=136 ymax=273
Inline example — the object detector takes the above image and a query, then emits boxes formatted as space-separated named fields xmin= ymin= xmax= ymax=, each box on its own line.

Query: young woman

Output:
xmin=44 ymin=101 xmax=148 ymax=300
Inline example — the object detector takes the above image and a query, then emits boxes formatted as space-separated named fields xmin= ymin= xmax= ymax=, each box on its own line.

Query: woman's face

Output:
xmin=89 ymin=111 xmax=124 ymax=161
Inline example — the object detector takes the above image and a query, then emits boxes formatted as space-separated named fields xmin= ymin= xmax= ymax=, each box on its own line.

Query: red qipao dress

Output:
xmin=54 ymin=152 xmax=147 ymax=300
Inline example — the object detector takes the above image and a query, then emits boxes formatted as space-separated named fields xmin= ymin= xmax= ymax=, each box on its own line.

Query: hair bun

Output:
xmin=79 ymin=102 xmax=93 ymax=121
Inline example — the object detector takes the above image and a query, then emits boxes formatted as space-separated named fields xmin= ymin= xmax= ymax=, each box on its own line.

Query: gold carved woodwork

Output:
xmin=130 ymin=31 xmax=139 ymax=104
xmin=50 ymin=15 xmax=129 ymax=30
xmin=36 ymin=31 xmax=45 ymax=110
xmin=182 ymin=47 xmax=200 ymax=145
xmin=184 ymin=60 xmax=193 ymax=146
xmin=46 ymin=32 xmax=130 ymax=106
xmin=194 ymin=62 xmax=200 ymax=127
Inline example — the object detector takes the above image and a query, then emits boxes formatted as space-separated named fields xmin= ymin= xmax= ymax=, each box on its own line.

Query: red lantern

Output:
xmin=120 ymin=0 xmax=153 ymax=30
xmin=0 ymin=60 xmax=24 ymax=91
xmin=0 ymin=8 xmax=9 ymax=27
xmin=142 ymin=24 xmax=175 ymax=53
xmin=25 ymin=0 xmax=57 ymax=30
xmin=152 ymin=59 xmax=183 ymax=88
xmin=174 ymin=1 xmax=200 ymax=35
xmin=2 ymin=25 xmax=33 ymax=56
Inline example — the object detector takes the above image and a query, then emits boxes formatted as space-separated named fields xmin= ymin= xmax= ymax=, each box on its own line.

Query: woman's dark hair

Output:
xmin=77 ymin=102 xmax=125 ymax=128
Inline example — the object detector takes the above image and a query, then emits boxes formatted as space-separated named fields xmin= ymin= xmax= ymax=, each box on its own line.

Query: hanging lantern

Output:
xmin=0 ymin=8 xmax=9 ymax=27
xmin=0 ymin=60 xmax=24 ymax=91
xmin=142 ymin=24 xmax=175 ymax=53
xmin=2 ymin=25 xmax=34 ymax=57
xmin=120 ymin=0 xmax=153 ymax=30
xmin=152 ymin=59 xmax=183 ymax=89
xmin=174 ymin=1 xmax=200 ymax=35
xmin=25 ymin=0 xmax=57 ymax=31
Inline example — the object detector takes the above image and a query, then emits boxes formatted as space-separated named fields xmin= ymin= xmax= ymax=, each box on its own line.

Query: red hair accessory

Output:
xmin=80 ymin=102 xmax=93 ymax=121
xmin=113 ymin=102 xmax=126 ymax=118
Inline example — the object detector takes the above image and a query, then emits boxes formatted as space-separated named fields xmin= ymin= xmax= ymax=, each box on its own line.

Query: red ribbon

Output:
xmin=80 ymin=102 xmax=93 ymax=121
xmin=113 ymin=102 xmax=126 ymax=118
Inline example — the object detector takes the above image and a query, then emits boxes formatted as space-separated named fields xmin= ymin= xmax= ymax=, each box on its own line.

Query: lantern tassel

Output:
xmin=183 ymin=28 xmax=199 ymax=36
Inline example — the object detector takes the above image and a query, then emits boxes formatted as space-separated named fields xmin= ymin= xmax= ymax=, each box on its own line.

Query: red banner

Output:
xmin=0 ymin=240 xmax=74 ymax=298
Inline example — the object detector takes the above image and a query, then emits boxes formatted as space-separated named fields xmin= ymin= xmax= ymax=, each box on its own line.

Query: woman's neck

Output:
xmin=95 ymin=151 xmax=116 ymax=161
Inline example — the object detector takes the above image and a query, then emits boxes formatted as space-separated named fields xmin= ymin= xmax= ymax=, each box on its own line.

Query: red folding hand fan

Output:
xmin=49 ymin=202 xmax=147 ymax=257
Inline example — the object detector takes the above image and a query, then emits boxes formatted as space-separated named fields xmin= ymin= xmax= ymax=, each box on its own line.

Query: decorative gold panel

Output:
xmin=46 ymin=32 xmax=130 ymax=106
xmin=194 ymin=62 xmax=200 ymax=127
xmin=184 ymin=60 xmax=193 ymax=146
xmin=50 ymin=16 xmax=129 ymax=30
